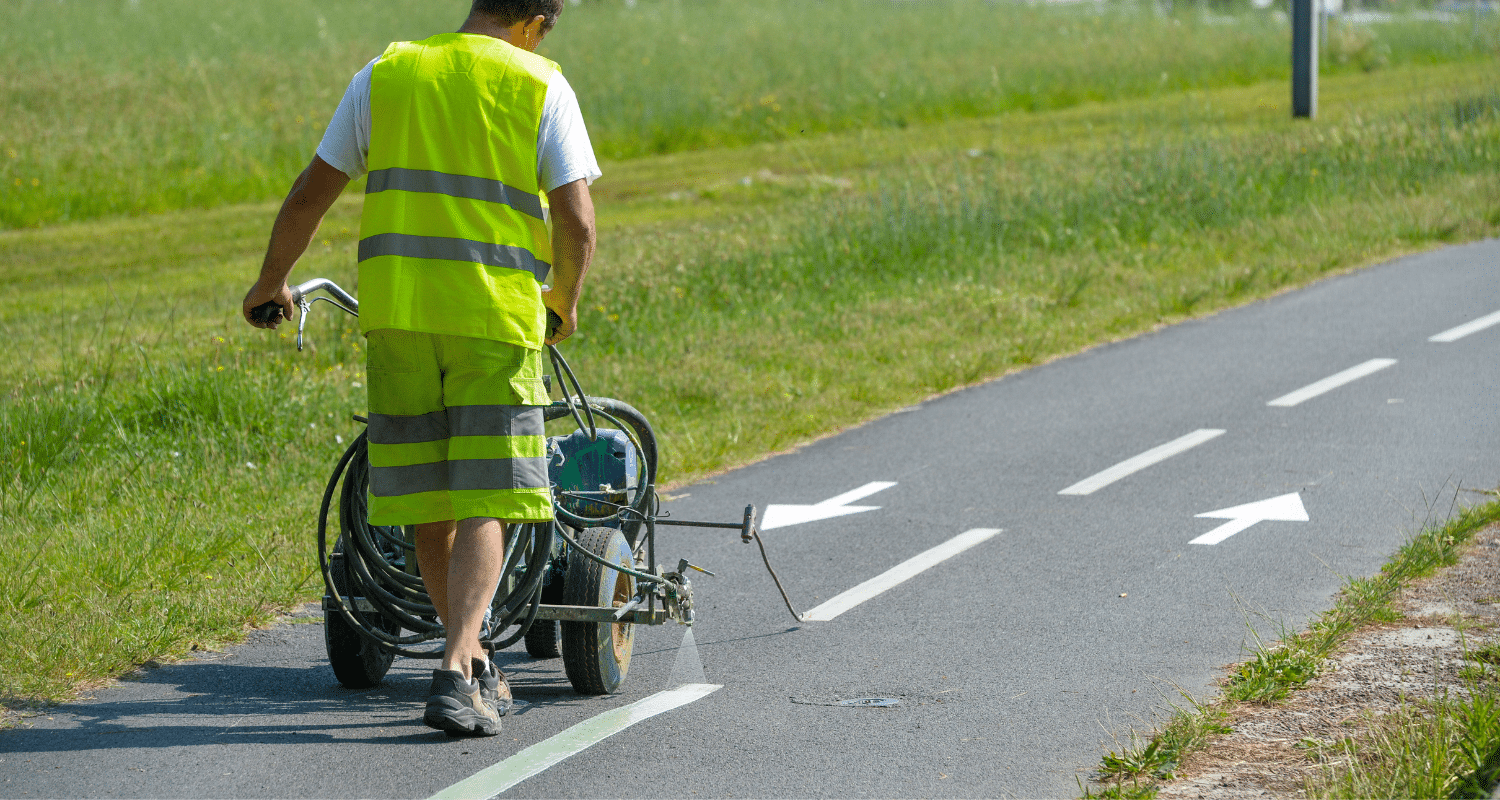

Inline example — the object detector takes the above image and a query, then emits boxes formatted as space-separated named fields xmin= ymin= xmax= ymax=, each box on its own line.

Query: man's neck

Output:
xmin=456 ymin=13 xmax=534 ymax=49
xmin=457 ymin=14 xmax=521 ymax=48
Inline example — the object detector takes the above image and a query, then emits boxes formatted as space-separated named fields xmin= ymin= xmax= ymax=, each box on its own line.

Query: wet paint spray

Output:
xmin=667 ymin=626 xmax=706 ymax=687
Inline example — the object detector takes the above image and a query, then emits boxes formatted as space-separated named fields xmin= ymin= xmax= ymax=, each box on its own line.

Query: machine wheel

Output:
xmin=560 ymin=527 xmax=636 ymax=695
xmin=523 ymin=569 xmax=566 ymax=658
xmin=324 ymin=549 xmax=397 ymax=689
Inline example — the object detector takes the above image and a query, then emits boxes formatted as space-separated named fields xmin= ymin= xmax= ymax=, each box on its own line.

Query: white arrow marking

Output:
xmin=759 ymin=481 xmax=897 ymax=531
xmin=1430 ymin=308 xmax=1500 ymax=343
xmin=1190 ymin=492 xmax=1309 ymax=545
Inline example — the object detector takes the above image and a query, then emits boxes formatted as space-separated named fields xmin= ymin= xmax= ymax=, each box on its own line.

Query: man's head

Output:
xmin=470 ymin=0 xmax=565 ymax=34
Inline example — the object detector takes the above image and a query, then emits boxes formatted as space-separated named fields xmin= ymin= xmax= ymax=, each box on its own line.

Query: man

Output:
xmin=242 ymin=0 xmax=599 ymax=737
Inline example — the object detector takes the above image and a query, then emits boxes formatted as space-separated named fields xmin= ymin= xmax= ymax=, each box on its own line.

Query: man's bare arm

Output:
xmin=242 ymin=155 xmax=351 ymax=329
xmin=540 ymin=178 xmax=597 ymax=345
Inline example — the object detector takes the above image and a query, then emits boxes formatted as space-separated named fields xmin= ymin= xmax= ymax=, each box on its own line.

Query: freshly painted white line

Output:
xmin=801 ymin=528 xmax=1002 ymax=621
xmin=1057 ymin=429 xmax=1225 ymax=496
xmin=1266 ymin=358 xmax=1396 ymax=407
xmin=428 ymin=684 xmax=721 ymax=800
xmin=760 ymin=481 xmax=897 ymax=531
xmin=1430 ymin=309 xmax=1500 ymax=343
xmin=1190 ymin=492 xmax=1309 ymax=545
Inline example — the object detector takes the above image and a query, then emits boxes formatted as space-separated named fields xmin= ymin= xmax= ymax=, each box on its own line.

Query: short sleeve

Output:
xmin=537 ymin=70 xmax=602 ymax=193
xmin=316 ymin=58 xmax=377 ymax=180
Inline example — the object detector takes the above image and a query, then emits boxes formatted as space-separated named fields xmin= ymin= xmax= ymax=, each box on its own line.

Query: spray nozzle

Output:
xmin=676 ymin=558 xmax=716 ymax=577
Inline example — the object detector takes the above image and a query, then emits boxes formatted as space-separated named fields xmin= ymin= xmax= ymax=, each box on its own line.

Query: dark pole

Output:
xmin=1293 ymin=0 xmax=1318 ymax=118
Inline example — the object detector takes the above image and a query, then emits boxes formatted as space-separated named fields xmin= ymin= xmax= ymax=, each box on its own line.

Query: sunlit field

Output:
xmin=1 ymin=0 xmax=1495 ymax=226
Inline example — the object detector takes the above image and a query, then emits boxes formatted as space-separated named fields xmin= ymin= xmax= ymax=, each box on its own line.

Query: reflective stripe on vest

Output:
xmin=358 ymin=33 xmax=556 ymax=348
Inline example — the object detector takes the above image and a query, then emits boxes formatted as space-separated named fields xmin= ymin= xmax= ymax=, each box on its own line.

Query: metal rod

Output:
xmin=612 ymin=598 xmax=643 ymax=620
xmin=531 ymin=604 xmax=667 ymax=624
xmin=654 ymin=519 xmax=746 ymax=529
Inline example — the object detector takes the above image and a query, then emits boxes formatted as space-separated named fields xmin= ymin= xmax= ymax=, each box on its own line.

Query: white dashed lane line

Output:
xmin=1057 ymin=429 xmax=1226 ymax=496
xmin=800 ymin=528 xmax=1004 ymax=621
xmin=1266 ymin=358 xmax=1397 ymax=408
xmin=1429 ymin=308 xmax=1500 ymax=343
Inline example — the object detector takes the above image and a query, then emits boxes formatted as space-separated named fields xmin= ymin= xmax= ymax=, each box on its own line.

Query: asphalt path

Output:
xmin=3 ymin=240 xmax=1498 ymax=799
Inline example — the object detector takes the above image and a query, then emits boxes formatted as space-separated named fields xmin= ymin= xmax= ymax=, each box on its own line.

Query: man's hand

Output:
xmin=541 ymin=291 xmax=577 ymax=345
xmin=242 ymin=282 xmax=297 ymax=329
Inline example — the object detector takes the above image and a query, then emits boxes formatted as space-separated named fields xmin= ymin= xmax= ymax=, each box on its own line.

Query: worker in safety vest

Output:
xmin=241 ymin=0 xmax=598 ymax=737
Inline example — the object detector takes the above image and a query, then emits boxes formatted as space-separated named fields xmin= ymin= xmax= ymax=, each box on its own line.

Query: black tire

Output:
xmin=324 ymin=550 xmax=397 ymax=689
xmin=523 ymin=569 xmax=566 ymax=658
xmin=560 ymin=527 xmax=636 ymax=695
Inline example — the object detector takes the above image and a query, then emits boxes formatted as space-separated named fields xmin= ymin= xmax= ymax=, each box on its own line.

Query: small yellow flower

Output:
xmin=216 ymin=366 xmax=225 ymax=372
xmin=5 ymin=148 xmax=16 ymax=159
xmin=30 ymin=178 xmax=40 ymax=187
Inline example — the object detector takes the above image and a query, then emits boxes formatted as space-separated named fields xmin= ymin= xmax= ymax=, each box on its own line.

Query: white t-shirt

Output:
xmin=317 ymin=56 xmax=601 ymax=194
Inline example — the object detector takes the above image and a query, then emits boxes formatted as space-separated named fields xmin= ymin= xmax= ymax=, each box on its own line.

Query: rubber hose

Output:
xmin=320 ymin=432 xmax=553 ymax=658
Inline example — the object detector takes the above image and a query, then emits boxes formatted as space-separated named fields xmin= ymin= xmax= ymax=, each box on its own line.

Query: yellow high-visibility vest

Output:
xmin=358 ymin=33 xmax=556 ymax=348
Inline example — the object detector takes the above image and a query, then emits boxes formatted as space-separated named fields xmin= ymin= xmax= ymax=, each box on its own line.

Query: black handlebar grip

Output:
xmin=546 ymin=309 xmax=563 ymax=339
xmin=249 ymin=301 xmax=284 ymax=325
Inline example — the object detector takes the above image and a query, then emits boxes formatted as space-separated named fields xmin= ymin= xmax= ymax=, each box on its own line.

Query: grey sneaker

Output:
xmin=474 ymin=659 xmax=515 ymax=717
xmin=423 ymin=665 xmax=501 ymax=737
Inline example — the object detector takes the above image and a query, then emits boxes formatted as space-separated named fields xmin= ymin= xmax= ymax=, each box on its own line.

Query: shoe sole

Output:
xmin=424 ymin=697 xmax=502 ymax=737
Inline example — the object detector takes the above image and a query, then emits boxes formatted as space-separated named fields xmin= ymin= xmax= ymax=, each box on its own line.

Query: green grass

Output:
xmin=3 ymin=0 xmax=1497 ymax=227
xmin=1311 ymin=685 xmax=1500 ymax=798
xmin=1085 ymin=496 xmax=1500 ymax=798
xmin=1 ymin=51 xmax=1498 ymax=705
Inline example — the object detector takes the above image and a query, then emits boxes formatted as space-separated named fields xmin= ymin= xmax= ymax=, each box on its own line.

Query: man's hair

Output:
xmin=470 ymin=0 xmax=565 ymax=32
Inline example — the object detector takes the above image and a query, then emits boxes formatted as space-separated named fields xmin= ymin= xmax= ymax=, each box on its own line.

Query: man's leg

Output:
xmin=415 ymin=517 xmax=506 ymax=680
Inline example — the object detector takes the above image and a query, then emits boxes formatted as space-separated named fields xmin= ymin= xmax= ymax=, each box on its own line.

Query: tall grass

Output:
xmin=2 ymin=0 xmax=1497 ymax=227
xmin=1313 ymin=690 xmax=1500 ymax=799
xmin=0 ymin=308 xmax=366 ymax=700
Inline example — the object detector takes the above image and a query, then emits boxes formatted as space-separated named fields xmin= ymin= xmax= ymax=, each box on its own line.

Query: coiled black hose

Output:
xmin=317 ymin=430 xmax=556 ymax=658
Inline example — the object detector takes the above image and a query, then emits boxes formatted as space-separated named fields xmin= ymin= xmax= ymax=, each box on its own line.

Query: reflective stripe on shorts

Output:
xmin=367 ymin=406 xmax=549 ymax=497
xmin=364 ymin=330 xmax=553 ymax=525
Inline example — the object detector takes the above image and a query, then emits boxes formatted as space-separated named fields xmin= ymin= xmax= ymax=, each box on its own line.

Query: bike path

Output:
xmin=2 ymin=239 xmax=1497 ymax=798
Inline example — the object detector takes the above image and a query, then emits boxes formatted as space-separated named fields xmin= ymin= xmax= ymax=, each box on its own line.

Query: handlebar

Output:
xmin=249 ymin=278 xmax=360 ymax=325
xmin=249 ymin=278 xmax=359 ymax=351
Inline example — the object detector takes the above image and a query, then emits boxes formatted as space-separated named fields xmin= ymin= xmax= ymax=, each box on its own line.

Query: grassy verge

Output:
xmin=2 ymin=62 xmax=1497 ymax=705
xmin=3 ymin=0 xmax=1496 ymax=227
xmin=1314 ymin=688 xmax=1500 ymax=799
xmin=1083 ymin=496 xmax=1500 ymax=799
